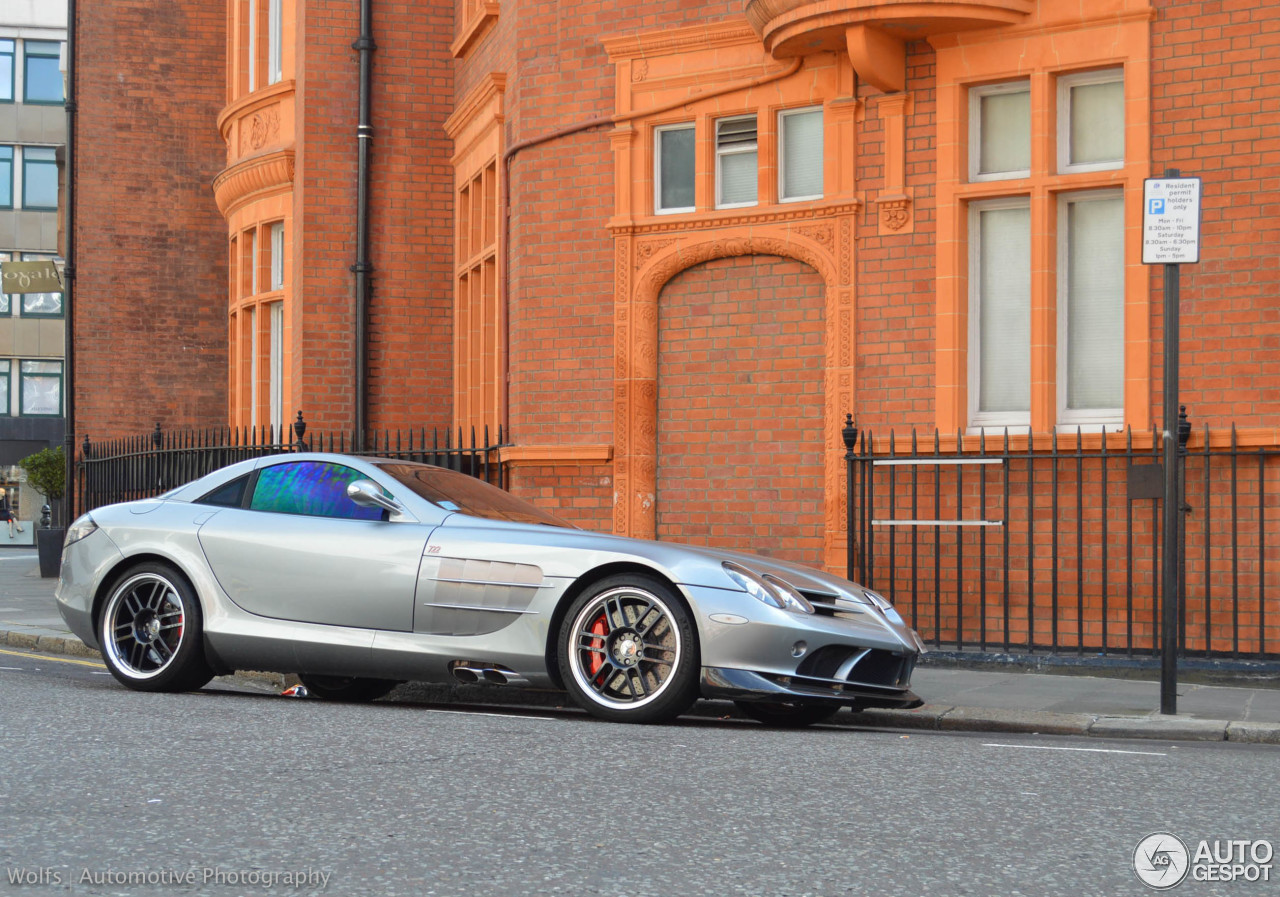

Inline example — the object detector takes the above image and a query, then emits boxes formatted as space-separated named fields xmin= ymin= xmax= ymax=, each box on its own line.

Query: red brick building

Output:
xmin=71 ymin=0 xmax=1280 ymax=653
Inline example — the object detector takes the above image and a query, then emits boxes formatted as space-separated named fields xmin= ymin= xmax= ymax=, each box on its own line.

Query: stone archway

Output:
xmin=611 ymin=212 xmax=857 ymax=570
xmin=656 ymin=254 xmax=828 ymax=566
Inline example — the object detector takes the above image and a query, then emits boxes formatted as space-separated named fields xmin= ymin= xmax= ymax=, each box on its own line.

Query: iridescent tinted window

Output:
xmin=250 ymin=461 xmax=384 ymax=520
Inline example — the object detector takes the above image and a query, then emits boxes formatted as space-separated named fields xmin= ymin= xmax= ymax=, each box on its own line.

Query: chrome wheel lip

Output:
xmin=101 ymin=573 xmax=187 ymax=681
xmin=567 ymin=586 xmax=681 ymax=711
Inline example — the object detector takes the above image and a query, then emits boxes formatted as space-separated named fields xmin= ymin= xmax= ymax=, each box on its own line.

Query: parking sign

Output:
xmin=1142 ymin=178 xmax=1202 ymax=264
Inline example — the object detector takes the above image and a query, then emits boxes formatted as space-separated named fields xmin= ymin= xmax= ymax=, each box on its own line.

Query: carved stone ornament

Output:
xmin=241 ymin=108 xmax=281 ymax=154
xmin=880 ymin=198 xmax=911 ymax=232
xmin=635 ymin=237 xmax=679 ymax=269
xmin=795 ymin=223 xmax=834 ymax=248
xmin=639 ymin=234 xmax=837 ymax=296
xmin=839 ymin=217 xmax=851 ymax=284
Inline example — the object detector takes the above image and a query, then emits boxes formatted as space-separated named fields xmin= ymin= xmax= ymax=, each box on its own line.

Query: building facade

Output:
xmin=0 ymin=0 xmax=66 ymax=539
xmin=73 ymin=0 xmax=1280 ymax=651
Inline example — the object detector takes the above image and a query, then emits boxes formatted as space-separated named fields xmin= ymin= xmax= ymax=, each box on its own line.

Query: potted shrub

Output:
xmin=18 ymin=446 xmax=66 ymax=578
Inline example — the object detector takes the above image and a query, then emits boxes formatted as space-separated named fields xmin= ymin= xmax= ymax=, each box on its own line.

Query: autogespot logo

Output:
xmin=1134 ymin=832 xmax=1191 ymax=890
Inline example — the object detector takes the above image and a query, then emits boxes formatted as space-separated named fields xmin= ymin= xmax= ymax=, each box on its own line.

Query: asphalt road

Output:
xmin=1 ymin=649 xmax=1276 ymax=897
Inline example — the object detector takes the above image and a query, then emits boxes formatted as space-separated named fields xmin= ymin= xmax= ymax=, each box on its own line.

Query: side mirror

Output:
xmin=347 ymin=479 xmax=403 ymax=515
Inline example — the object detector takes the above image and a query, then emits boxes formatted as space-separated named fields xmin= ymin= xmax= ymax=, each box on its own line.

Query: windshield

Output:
xmin=376 ymin=462 xmax=574 ymax=528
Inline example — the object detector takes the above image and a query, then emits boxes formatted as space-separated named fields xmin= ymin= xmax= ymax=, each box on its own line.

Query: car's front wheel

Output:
xmin=558 ymin=575 xmax=700 ymax=724
xmin=99 ymin=563 xmax=214 ymax=693
xmin=296 ymin=674 xmax=398 ymax=702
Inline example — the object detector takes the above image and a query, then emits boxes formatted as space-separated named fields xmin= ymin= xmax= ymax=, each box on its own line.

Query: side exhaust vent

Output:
xmin=449 ymin=660 xmax=529 ymax=687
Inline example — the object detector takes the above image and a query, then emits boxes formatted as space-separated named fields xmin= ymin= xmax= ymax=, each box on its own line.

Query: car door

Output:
xmin=198 ymin=459 xmax=427 ymax=631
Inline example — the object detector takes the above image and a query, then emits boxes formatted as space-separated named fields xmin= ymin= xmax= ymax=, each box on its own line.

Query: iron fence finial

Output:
xmin=842 ymin=414 xmax=858 ymax=454
xmin=293 ymin=411 xmax=309 ymax=451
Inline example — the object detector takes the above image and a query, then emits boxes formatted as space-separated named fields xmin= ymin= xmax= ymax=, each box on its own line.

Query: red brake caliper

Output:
xmin=588 ymin=614 xmax=608 ymax=678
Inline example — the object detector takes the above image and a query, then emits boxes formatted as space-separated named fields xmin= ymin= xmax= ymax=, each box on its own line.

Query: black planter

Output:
xmin=37 ymin=528 xmax=64 ymax=579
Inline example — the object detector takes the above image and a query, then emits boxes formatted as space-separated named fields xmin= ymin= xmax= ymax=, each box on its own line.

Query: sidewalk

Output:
xmin=3 ymin=548 xmax=1278 ymax=743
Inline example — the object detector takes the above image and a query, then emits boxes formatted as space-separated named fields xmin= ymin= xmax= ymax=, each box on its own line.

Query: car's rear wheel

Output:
xmin=558 ymin=575 xmax=700 ymax=724
xmin=734 ymin=700 xmax=842 ymax=728
xmin=296 ymin=674 xmax=398 ymax=702
xmin=99 ymin=563 xmax=213 ymax=693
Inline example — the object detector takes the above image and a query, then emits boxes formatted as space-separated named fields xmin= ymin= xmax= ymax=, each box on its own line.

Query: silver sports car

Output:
xmin=56 ymin=453 xmax=924 ymax=725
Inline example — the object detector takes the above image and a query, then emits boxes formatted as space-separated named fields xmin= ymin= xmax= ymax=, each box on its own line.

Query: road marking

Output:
xmin=984 ymin=742 xmax=1166 ymax=757
xmin=0 ymin=665 xmax=23 ymax=670
xmin=0 ymin=647 xmax=105 ymax=668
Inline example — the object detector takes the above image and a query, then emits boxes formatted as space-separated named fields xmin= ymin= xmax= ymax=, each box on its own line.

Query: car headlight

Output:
xmin=64 ymin=514 xmax=98 ymax=548
xmin=722 ymin=562 xmax=814 ymax=615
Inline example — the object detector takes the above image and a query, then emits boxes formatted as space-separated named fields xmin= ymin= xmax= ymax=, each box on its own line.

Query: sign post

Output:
xmin=1143 ymin=171 xmax=1201 ymax=716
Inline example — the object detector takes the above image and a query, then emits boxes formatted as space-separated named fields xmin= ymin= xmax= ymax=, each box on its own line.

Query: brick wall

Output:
xmin=74 ymin=0 xmax=228 ymax=438
xmin=507 ymin=463 xmax=613 ymax=531
xmin=502 ymin=1 xmax=743 ymax=450
xmin=853 ymin=43 xmax=938 ymax=434
xmin=506 ymin=128 xmax=615 ymax=446
xmin=1150 ymin=0 xmax=1280 ymax=431
xmin=656 ymin=255 xmax=826 ymax=566
xmin=294 ymin=0 xmax=359 ymax=431
xmin=365 ymin=0 xmax=455 ymax=431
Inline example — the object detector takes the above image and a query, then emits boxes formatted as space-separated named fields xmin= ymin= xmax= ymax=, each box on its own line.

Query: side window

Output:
xmin=250 ymin=461 xmax=386 ymax=520
xmin=197 ymin=475 xmax=250 ymax=508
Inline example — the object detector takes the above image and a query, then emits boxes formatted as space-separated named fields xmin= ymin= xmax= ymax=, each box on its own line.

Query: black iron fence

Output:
xmin=845 ymin=417 xmax=1280 ymax=661
xmin=75 ymin=414 xmax=507 ymax=516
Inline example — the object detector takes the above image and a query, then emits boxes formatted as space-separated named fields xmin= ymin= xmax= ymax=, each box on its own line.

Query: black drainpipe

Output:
xmin=351 ymin=0 xmax=375 ymax=450
xmin=62 ymin=0 xmax=78 ymax=521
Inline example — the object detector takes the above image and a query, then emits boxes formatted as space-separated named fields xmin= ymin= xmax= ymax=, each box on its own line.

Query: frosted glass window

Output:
xmin=268 ymin=0 xmax=282 ymax=84
xmin=247 ymin=0 xmax=256 ymax=93
xmin=780 ymin=107 xmax=823 ymax=201
xmin=19 ymin=360 xmax=61 ymax=416
xmin=1062 ymin=193 xmax=1124 ymax=416
xmin=716 ymin=116 xmax=757 ymax=208
xmin=270 ymin=222 xmax=285 ymax=290
xmin=656 ymin=125 xmax=694 ymax=213
xmin=971 ymin=84 xmax=1030 ymax=180
xmin=973 ymin=202 xmax=1031 ymax=420
xmin=20 ymin=252 xmax=62 ymax=316
xmin=269 ymin=302 xmax=284 ymax=435
xmin=248 ymin=305 xmax=258 ymax=427
xmin=1061 ymin=71 xmax=1124 ymax=170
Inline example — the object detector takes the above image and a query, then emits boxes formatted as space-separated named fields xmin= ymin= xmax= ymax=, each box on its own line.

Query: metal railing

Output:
xmin=75 ymin=413 xmax=507 ymax=516
xmin=844 ymin=418 xmax=1280 ymax=660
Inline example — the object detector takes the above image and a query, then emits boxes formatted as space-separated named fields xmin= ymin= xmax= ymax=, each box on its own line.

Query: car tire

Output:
xmin=296 ymin=674 xmax=398 ymax=702
xmin=734 ymin=700 xmax=842 ymax=728
xmin=98 ymin=562 xmax=214 ymax=693
xmin=558 ymin=574 xmax=700 ymax=724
